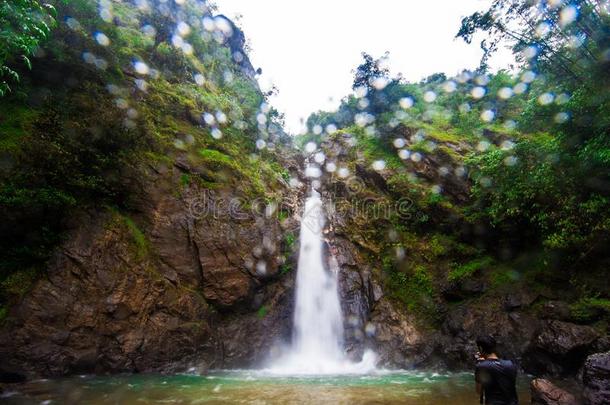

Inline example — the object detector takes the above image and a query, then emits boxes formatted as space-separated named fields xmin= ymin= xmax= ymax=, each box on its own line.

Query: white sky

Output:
xmin=215 ymin=0 xmax=515 ymax=134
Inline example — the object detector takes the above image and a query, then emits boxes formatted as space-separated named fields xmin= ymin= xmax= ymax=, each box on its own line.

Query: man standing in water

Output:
xmin=474 ymin=335 xmax=519 ymax=405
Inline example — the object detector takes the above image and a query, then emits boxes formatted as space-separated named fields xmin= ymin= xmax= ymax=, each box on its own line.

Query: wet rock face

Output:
xmin=582 ymin=352 xmax=610 ymax=405
xmin=523 ymin=321 xmax=601 ymax=376
xmin=530 ymin=378 xmax=579 ymax=405
xmin=438 ymin=301 xmax=541 ymax=369
xmin=0 ymin=164 xmax=299 ymax=378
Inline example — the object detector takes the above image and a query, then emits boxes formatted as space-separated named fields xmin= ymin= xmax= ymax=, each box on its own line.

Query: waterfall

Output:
xmin=269 ymin=187 xmax=377 ymax=375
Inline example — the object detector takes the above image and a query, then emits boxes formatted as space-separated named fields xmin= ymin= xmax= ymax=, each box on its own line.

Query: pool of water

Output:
xmin=1 ymin=370 xmax=531 ymax=404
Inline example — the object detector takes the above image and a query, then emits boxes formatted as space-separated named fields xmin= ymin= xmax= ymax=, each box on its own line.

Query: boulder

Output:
xmin=531 ymin=378 xmax=579 ymax=405
xmin=524 ymin=320 xmax=600 ymax=376
xmin=582 ymin=352 xmax=610 ymax=405
xmin=536 ymin=321 xmax=600 ymax=356
xmin=539 ymin=301 xmax=573 ymax=321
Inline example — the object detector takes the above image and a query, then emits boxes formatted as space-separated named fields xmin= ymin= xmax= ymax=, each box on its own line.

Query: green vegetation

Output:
xmin=0 ymin=0 xmax=289 ymax=313
xmin=448 ymin=257 xmax=493 ymax=283
xmin=121 ymin=215 xmax=149 ymax=260
xmin=256 ymin=305 xmax=269 ymax=319
xmin=301 ymin=0 xmax=609 ymax=324
xmin=385 ymin=262 xmax=436 ymax=316
xmin=0 ymin=0 xmax=61 ymax=95
xmin=570 ymin=297 xmax=610 ymax=323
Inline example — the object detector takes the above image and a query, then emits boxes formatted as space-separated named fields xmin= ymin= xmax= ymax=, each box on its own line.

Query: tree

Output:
xmin=352 ymin=51 xmax=390 ymax=91
xmin=0 ymin=0 xmax=59 ymax=96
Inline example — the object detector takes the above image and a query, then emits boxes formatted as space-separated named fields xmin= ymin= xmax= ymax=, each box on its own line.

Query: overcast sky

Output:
xmin=215 ymin=0 xmax=514 ymax=134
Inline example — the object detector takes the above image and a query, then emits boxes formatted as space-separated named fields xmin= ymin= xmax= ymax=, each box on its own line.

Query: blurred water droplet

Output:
xmin=480 ymin=110 xmax=495 ymax=122
xmin=65 ymin=17 xmax=81 ymax=31
xmin=134 ymin=79 xmax=148 ymax=91
xmin=325 ymin=124 xmax=337 ymax=134
xmin=475 ymin=74 xmax=490 ymax=86
xmin=94 ymin=32 xmax=110 ymax=46
xmin=471 ymin=86 xmax=486 ymax=99
xmin=399 ymin=97 xmax=413 ymax=109
xmin=503 ymin=120 xmax=517 ymax=131
xmin=115 ymin=98 xmax=129 ymax=109
xmin=501 ymin=140 xmax=515 ymax=150
xmin=142 ymin=24 xmax=156 ymax=38
xmin=554 ymin=112 xmax=569 ymax=123
xmin=372 ymin=160 xmax=386 ymax=171
xmin=477 ymin=140 xmax=491 ymax=151
xmin=423 ymin=91 xmax=437 ymax=103
xmin=370 ymin=76 xmax=388 ymax=90
xmin=538 ymin=93 xmax=554 ymax=105
xmin=521 ymin=71 xmax=536 ymax=83
xmin=354 ymin=85 xmax=368 ymax=98
xmin=560 ymin=5 xmax=578 ymax=27
xmin=337 ymin=167 xmax=350 ymax=178
xmin=305 ymin=165 xmax=322 ymax=178
xmin=177 ymin=21 xmax=191 ymax=37
xmin=459 ymin=103 xmax=471 ymax=113
xmin=556 ymin=93 xmax=570 ymax=105
xmin=504 ymin=156 xmax=518 ymax=166
xmin=497 ymin=87 xmax=513 ymax=99
xmin=523 ymin=46 xmax=538 ymax=60
xmin=215 ymin=111 xmax=227 ymax=124
xmin=211 ymin=128 xmax=222 ymax=139
xmin=513 ymin=82 xmax=528 ymax=94
xmin=304 ymin=142 xmax=317 ymax=153
xmin=203 ymin=113 xmax=215 ymax=125
xmin=393 ymin=138 xmax=406 ymax=148
xmin=194 ymin=73 xmax=205 ymax=86
xmin=442 ymin=81 xmax=457 ymax=93
xmin=480 ymin=176 xmax=492 ymax=187
xmin=133 ymin=60 xmax=150 ymax=75
xmin=535 ymin=21 xmax=551 ymax=38
xmin=256 ymin=139 xmax=266 ymax=150
xmin=127 ymin=108 xmax=139 ymax=119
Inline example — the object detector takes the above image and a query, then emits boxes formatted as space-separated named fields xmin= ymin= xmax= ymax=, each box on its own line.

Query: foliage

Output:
xmin=388 ymin=265 xmax=435 ymax=314
xmin=448 ymin=257 xmax=493 ymax=282
xmin=0 ymin=0 xmax=60 ymax=95
xmin=570 ymin=297 xmax=610 ymax=322
xmin=256 ymin=305 xmax=268 ymax=319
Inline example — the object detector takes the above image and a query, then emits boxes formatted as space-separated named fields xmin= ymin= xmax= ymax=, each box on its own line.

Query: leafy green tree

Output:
xmin=0 ymin=0 xmax=59 ymax=96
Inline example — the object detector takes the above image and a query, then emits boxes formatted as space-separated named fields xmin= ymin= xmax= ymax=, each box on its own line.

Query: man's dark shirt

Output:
xmin=475 ymin=359 xmax=519 ymax=405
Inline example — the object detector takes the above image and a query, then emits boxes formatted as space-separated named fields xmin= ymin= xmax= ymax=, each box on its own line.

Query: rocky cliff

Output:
xmin=0 ymin=0 xmax=303 ymax=378
xmin=314 ymin=128 xmax=609 ymax=379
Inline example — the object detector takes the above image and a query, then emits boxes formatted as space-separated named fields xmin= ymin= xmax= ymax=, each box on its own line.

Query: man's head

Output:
xmin=476 ymin=335 xmax=497 ymax=356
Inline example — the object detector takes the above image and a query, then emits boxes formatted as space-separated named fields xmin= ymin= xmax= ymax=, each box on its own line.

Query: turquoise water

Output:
xmin=1 ymin=370 xmax=531 ymax=404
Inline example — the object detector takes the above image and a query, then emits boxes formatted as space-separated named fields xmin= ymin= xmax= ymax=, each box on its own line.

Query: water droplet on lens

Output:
xmin=480 ymin=110 xmax=495 ymax=122
xmin=94 ymin=32 xmax=110 ymax=46
xmin=471 ymin=87 xmax=486 ymax=99
xmin=211 ymin=128 xmax=222 ymax=139
xmin=497 ymin=87 xmax=513 ymax=99
xmin=133 ymin=60 xmax=150 ymax=75
xmin=538 ymin=93 xmax=554 ymax=105
xmin=423 ymin=91 xmax=437 ymax=103
xmin=399 ymin=97 xmax=413 ymax=109
xmin=372 ymin=160 xmax=386 ymax=171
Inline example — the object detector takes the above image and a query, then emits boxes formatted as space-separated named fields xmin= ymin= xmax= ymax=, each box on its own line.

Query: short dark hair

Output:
xmin=476 ymin=335 xmax=497 ymax=355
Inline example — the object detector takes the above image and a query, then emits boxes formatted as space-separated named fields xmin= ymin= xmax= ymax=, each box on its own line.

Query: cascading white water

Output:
xmin=269 ymin=187 xmax=377 ymax=375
